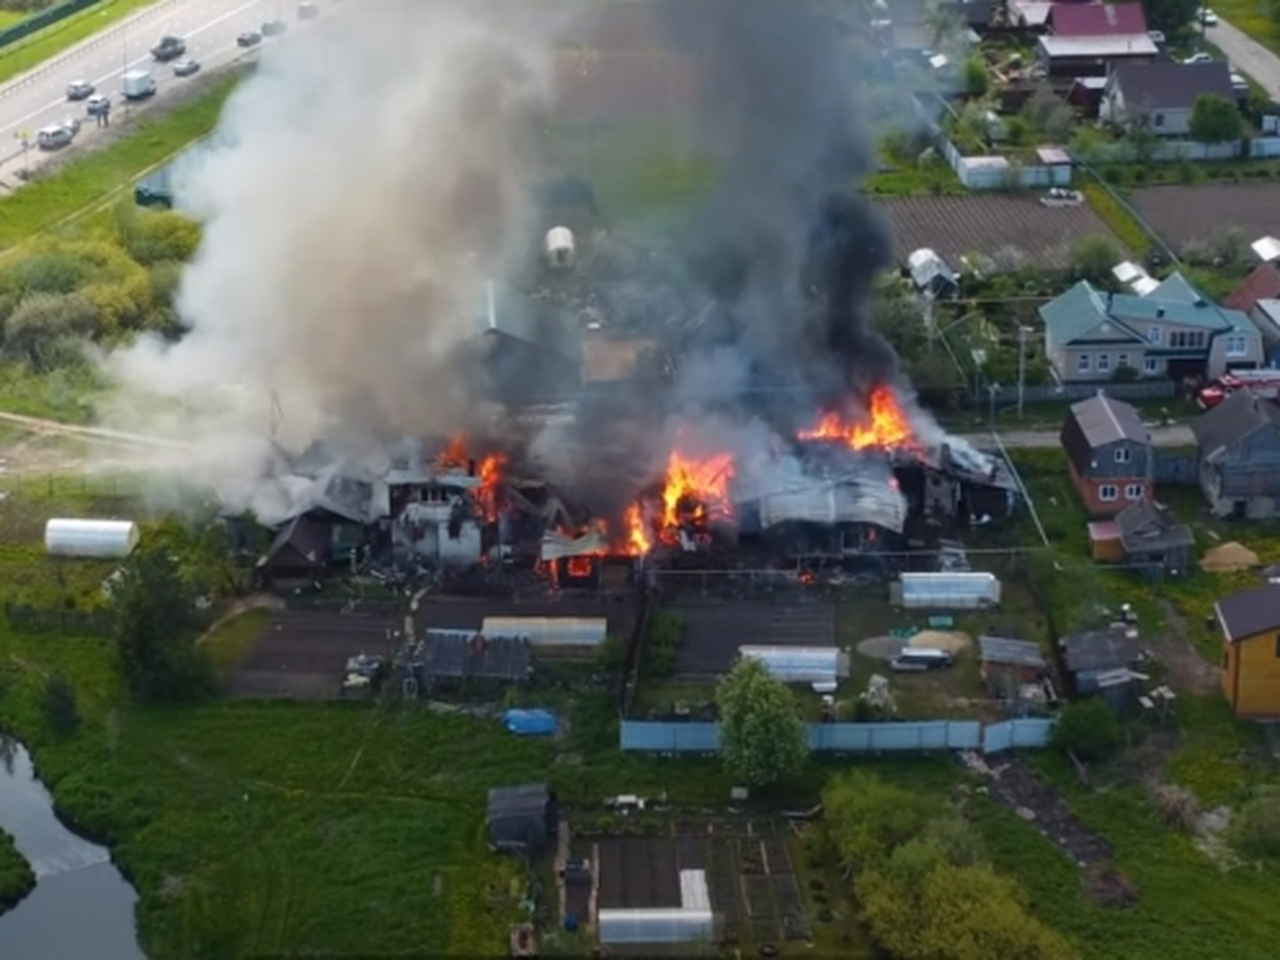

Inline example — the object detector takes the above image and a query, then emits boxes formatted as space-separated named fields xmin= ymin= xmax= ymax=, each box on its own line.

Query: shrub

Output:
xmin=1051 ymin=698 xmax=1121 ymax=762
xmin=1229 ymin=787 xmax=1280 ymax=859
xmin=1147 ymin=781 xmax=1201 ymax=833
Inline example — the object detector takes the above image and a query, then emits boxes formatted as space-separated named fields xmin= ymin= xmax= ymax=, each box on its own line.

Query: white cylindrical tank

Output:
xmin=45 ymin=519 xmax=140 ymax=559
xmin=545 ymin=226 xmax=575 ymax=268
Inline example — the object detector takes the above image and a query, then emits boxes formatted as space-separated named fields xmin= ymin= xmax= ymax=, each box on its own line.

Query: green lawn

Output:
xmin=0 ymin=73 xmax=239 ymax=250
xmin=200 ymin=608 xmax=271 ymax=679
xmin=0 ymin=10 xmax=26 ymax=32
xmin=0 ymin=0 xmax=162 ymax=87
xmin=1211 ymin=1 xmax=1280 ymax=54
xmin=0 ymin=825 xmax=36 ymax=916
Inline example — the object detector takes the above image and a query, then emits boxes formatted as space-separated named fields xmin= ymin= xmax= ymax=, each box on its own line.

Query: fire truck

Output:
xmin=1196 ymin=370 xmax=1280 ymax=409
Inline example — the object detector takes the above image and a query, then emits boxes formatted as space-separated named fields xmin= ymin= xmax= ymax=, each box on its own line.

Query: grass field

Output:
xmin=0 ymin=825 xmax=36 ymax=916
xmin=0 ymin=72 xmax=239 ymax=250
xmin=0 ymin=0 xmax=161 ymax=87
xmin=1211 ymin=1 xmax=1280 ymax=54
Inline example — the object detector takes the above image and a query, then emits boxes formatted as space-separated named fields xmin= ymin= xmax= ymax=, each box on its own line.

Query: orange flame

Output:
xmin=436 ymin=434 xmax=469 ymax=469
xmin=476 ymin=453 xmax=506 ymax=522
xmin=798 ymin=385 xmax=917 ymax=451
xmin=661 ymin=450 xmax=735 ymax=534
xmin=566 ymin=556 xmax=596 ymax=578
xmin=622 ymin=503 xmax=652 ymax=556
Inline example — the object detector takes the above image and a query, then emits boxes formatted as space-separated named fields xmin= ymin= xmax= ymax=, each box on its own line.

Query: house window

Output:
xmin=1126 ymin=483 xmax=1144 ymax=500
xmin=1099 ymin=484 xmax=1119 ymax=501
xmin=1118 ymin=353 xmax=1130 ymax=367
xmin=1077 ymin=353 xmax=1091 ymax=373
xmin=1168 ymin=331 xmax=1206 ymax=349
xmin=1115 ymin=447 xmax=1131 ymax=464
xmin=1148 ymin=326 xmax=1162 ymax=345
xmin=1098 ymin=353 xmax=1111 ymax=373
xmin=1144 ymin=357 xmax=1160 ymax=374
xmin=1154 ymin=113 xmax=1165 ymax=128
xmin=1227 ymin=335 xmax=1249 ymax=357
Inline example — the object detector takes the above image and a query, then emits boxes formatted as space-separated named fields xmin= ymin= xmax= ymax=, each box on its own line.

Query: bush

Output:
xmin=1147 ymin=781 xmax=1201 ymax=833
xmin=1229 ymin=787 xmax=1280 ymax=859
xmin=644 ymin=610 xmax=683 ymax=678
xmin=40 ymin=671 xmax=80 ymax=737
xmin=1051 ymin=698 xmax=1121 ymax=762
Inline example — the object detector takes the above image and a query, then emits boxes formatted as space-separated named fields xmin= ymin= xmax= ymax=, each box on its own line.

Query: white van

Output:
xmin=122 ymin=70 xmax=157 ymax=100
xmin=890 ymin=648 xmax=955 ymax=672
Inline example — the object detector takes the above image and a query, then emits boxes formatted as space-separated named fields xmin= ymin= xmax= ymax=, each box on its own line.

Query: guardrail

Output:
xmin=0 ymin=0 xmax=101 ymax=52
xmin=0 ymin=0 xmax=185 ymax=101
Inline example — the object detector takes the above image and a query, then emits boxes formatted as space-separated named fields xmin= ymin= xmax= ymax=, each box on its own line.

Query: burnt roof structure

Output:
xmin=1217 ymin=584 xmax=1280 ymax=642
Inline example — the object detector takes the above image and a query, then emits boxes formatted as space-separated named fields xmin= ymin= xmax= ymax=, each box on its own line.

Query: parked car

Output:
xmin=1147 ymin=30 xmax=1166 ymax=46
xmin=237 ymin=30 xmax=263 ymax=47
xmin=85 ymin=94 xmax=111 ymax=117
xmin=1183 ymin=52 xmax=1214 ymax=64
xmin=261 ymin=18 xmax=287 ymax=36
xmin=172 ymin=57 xmax=201 ymax=77
xmin=36 ymin=124 xmax=75 ymax=150
xmin=1199 ymin=8 xmax=1219 ymax=26
xmin=297 ymin=1 xmax=319 ymax=18
xmin=151 ymin=34 xmax=186 ymax=62
xmin=1040 ymin=188 xmax=1084 ymax=207
xmin=65 ymin=79 xmax=94 ymax=101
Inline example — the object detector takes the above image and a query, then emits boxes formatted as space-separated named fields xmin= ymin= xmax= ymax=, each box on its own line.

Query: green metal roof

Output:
xmin=1041 ymin=275 xmax=1255 ymax=345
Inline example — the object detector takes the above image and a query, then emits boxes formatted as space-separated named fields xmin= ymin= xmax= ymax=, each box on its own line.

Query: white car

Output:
xmin=36 ymin=124 xmax=76 ymax=150
xmin=1199 ymin=9 xmax=1219 ymax=26
xmin=1184 ymin=52 xmax=1214 ymax=64
xmin=66 ymin=79 xmax=94 ymax=101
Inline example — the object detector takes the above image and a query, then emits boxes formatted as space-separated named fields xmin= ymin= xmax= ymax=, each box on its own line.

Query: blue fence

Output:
xmin=620 ymin=719 xmax=1055 ymax=755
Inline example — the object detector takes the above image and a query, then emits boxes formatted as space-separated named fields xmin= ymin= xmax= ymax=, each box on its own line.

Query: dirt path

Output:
xmin=0 ymin=410 xmax=180 ymax=450
xmin=1151 ymin=600 xmax=1219 ymax=696
xmin=195 ymin=595 xmax=285 ymax=647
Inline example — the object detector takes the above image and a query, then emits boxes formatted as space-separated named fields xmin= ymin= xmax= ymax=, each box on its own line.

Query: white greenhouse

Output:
xmin=598 ymin=869 xmax=714 ymax=946
xmin=44 ymin=519 xmax=140 ymax=559
xmin=481 ymin=617 xmax=606 ymax=650
xmin=897 ymin=572 xmax=1001 ymax=610
xmin=739 ymin=645 xmax=841 ymax=685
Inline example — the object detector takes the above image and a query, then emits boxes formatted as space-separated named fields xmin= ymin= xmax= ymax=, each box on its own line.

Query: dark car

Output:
xmin=261 ymin=18 xmax=287 ymax=36
xmin=237 ymin=30 xmax=262 ymax=47
xmin=151 ymin=35 xmax=186 ymax=62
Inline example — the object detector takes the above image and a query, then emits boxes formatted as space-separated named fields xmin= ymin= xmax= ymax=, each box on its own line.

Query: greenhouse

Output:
xmin=738 ymin=645 xmax=841 ymax=685
xmin=598 ymin=869 xmax=715 ymax=946
xmin=898 ymin=572 xmax=1001 ymax=610
xmin=44 ymin=519 xmax=140 ymax=559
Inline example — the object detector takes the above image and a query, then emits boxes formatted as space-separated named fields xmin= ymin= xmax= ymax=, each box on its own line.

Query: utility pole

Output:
xmin=988 ymin=383 xmax=999 ymax=430
xmin=1016 ymin=326 xmax=1031 ymax=419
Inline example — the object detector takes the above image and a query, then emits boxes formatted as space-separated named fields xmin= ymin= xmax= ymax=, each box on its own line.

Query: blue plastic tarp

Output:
xmin=504 ymin=709 xmax=558 ymax=737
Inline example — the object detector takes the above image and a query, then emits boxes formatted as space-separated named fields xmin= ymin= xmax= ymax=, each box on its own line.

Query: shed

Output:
xmin=1061 ymin=627 xmax=1139 ymax=708
xmin=979 ymin=636 xmax=1048 ymax=682
xmin=906 ymin=247 xmax=960 ymax=299
xmin=44 ymin=519 xmax=140 ymax=559
xmin=1115 ymin=499 xmax=1194 ymax=574
xmin=739 ymin=645 xmax=842 ymax=686
xmin=896 ymin=572 xmax=1001 ymax=610
xmin=481 ymin=616 xmax=607 ymax=651
xmin=1217 ymin=583 xmax=1280 ymax=718
xmin=503 ymin=708 xmax=558 ymax=737
xmin=486 ymin=783 xmax=558 ymax=855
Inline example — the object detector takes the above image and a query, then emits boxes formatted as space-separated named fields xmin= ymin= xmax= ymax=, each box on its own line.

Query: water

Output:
xmin=0 ymin=739 xmax=144 ymax=960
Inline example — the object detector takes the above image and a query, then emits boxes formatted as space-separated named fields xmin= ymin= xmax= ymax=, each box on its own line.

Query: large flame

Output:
xmin=435 ymin=434 xmax=505 ymax=522
xmin=622 ymin=503 xmax=652 ymax=556
xmin=798 ymin=385 xmax=917 ymax=451
xmin=661 ymin=450 xmax=736 ymax=532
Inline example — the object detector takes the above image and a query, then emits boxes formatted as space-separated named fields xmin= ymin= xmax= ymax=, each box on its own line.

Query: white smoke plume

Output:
xmin=100 ymin=0 xmax=556 ymax=512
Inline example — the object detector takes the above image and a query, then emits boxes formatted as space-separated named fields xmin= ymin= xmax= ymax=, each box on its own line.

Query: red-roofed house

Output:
xmin=1225 ymin=263 xmax=1280 ymax=353
xmin=1048 ymin=2 xmax=1147 ymax=36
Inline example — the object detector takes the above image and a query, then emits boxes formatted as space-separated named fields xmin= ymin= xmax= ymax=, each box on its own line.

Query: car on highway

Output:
xmin=66 ymin=79 xmax=95 ymax=101
xmin=86 ymin=94 xmax=110 ymax=117
xmin=36 ymin=124 xmax=76 ymax=150
xmin=237 ymin=30 xmax=263 ymax=47
xmin=1198 ymin=8 xmax=1219 ymax=26
xmin=61 ymin=116 xmax=81 ymax=136
xmin=298 ymin=1 xmax=319 ymax=18
xmin=262 ymin=18 xmax=287 ymax=37
xmin=151 ymin=35 xmax=186 ymax=62
xmin=1183 ymin=52 xmax=1214 ymax=64
xmin=172 ymin=57 xmax=201 ymax=78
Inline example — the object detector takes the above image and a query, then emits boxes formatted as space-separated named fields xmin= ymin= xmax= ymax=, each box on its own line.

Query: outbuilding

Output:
xmin=486 ymin=783 xmax=558 ymax=855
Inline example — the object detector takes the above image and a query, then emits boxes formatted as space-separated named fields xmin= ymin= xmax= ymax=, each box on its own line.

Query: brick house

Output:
xmin=1060 ymin=394 xmax=1154 ymax=516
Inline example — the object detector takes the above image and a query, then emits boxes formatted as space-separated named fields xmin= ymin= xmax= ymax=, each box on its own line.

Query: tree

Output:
xmin=1051 ymin=697 xmax=1121 ymax=762
xmin=1023 ymin=87 xmax=1076 ymax=142
xmin=40 ymin=672 xmax=79 ymax=737
xmin=962 ymin=55 xmax=989 ymax=97
xmin=1 ymin=292 xmax=99 ymax=370
xmin=1188 ymin=93 xmax=1243 ymax=144
xmin=822 ymin=772 xmax=930 ymax=871
xmin=111 ymin=543 xmax=215 ymax=702
xmin=716 ymin=658 xmax=809 ymax=787
xmin=1141 ymin=0 xmax=1200 ymax=36
xmin=1069 ymin=234 xmax=1122 ymax=284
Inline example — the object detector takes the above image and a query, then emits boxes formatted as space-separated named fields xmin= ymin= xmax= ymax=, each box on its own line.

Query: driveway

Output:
xmin=1208 ymin=18 xmax=1280 ymax=101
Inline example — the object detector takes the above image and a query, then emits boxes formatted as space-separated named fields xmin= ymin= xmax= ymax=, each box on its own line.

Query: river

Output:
xmin=0 ymin=738 xmax=144 ymax=960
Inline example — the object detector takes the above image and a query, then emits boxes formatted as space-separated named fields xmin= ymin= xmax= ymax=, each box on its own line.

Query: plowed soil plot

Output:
xmin=871 ymin=194 xmax=1124 ymax=270
xmin=676 ymin=601 xmax=836 ymax=676
xmin=762 ymin=837 xmax=790 ymax=875
xmin=1131 ymin=183 xmax=1280 ymax=253
xmin=227 ymin=609 xmax=397 ymax=699
xmin=773 ymin=876 xmax=810 ymax=941
xmin=598 ymin=838 xmax=682 ymax=909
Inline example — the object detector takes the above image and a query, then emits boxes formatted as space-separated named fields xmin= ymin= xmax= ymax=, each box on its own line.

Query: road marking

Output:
xmin=0 ymin=0 xmax=260 ymax=138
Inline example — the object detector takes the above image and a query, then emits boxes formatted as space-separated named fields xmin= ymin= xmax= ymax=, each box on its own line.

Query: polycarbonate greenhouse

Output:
xmin=899 ymin=572 xmax=1001 ymax=610
xmin=598 ymin=869 xmax=714 ymax=946
xmin=739 ymin=645 xmax=840 ymax=685
xmin=44 ymin=519 xmax=140 ymax=559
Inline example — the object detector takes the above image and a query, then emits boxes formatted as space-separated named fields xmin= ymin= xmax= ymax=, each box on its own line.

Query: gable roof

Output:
xmin=1224 ymin=262 xmax=1280 ymax=313
xmin=1069 ymin=394 xmax=1149 ymax=448
xmin=1116 ymin=499 xmax=1194 ymax=554
xmin=260 ymin=515 xmax=330 ymax=570
xmin=1039 ymin=280 xmax=1143 ymax=344
xmin=1049 ymin=2 xmax=1146 ymax=36
xmin=1109 ymin=61 xmax=1236 ymax=112
xmin=1062 ymin=627 xmax=1139 ymax=673
xmin=1038 ymin=34 xmax=1158 ymax=58
xmin=1217 ymin=584 xmax=1280 ymax=642
xmin=1192 ymin=390 xmax=1280 ymax=461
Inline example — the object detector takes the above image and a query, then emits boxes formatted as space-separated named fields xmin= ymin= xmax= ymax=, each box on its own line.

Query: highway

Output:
xmin=0 ymin=0 xmax=324 ymax=186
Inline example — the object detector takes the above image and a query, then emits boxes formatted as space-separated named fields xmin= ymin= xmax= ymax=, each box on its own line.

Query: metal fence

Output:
xmin=620 ymin=718 xmax=1055 ymax=755
xmin=983 ymin=380 xmax=1179 ymax=405
xmin=940 ymin=138 xmax=1073 ymax=191
xmin=1087 ymin=137 xmax=1280 ymax=164
xmin=0 ymin=0 xmax=99 ymax=51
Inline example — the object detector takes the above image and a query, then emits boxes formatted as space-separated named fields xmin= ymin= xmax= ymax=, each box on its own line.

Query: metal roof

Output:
xmin=1065 ymin=394 xmax=1148 ymax=450
xmin=417 ymin=629 xmax=531 ymax=680
xmin=978 ymin=636 xmax=1047 ymax=669
xmin=1062 ymin=628 xmax=1138 ymax=673
xmin=1192 ymin=390 xmax=1280 ymax=462
xmin=1038 ymin=34 xmax=1157 ymax=58
xmin=481 ymin=616 xmax=607 ymax=647
xmin=540 ymin=528 xmax=610 ymax=561
xmin=755 ymin=477 xmax=908 ymax=534
xmin=1217 ymin=584 xmax=1280 ymax=642
xmin=1116 ymin=499 xmax=1194 ymax=553
xmin=1253 ymin=236 xmax=1280 ymax=263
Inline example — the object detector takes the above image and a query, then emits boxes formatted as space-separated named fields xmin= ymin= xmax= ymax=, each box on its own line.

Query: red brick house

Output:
xmin=1060 ymin=394 xmax=1155 ymax=516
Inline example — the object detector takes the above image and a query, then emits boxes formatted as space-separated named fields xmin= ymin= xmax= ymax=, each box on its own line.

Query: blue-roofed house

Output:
xmin=1040 ymin=274 xmax=1264 ymax=384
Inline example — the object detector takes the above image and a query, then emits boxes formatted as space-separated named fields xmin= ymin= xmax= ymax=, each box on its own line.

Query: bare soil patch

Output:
xmin=1131 ymin=183 xmax=1280 ymax=253
xmin=1150 ymin=599 xmax=1219 ymax=696
xmin=675 ymin=601 xmax=836 ymax=676
xmin=985 ymin=756 xmax=1114 ymax=867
